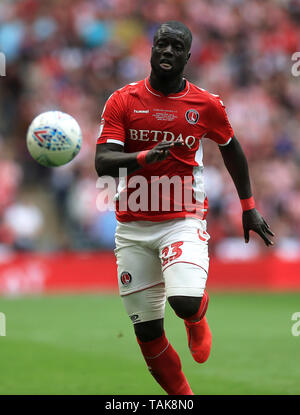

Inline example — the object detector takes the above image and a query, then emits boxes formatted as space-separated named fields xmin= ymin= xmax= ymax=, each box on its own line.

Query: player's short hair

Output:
xmin=154 ymin=21 xmax=192 ymax=51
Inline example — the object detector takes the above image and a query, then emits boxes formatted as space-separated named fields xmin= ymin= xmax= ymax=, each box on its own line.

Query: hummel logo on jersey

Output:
xmin=134 ymin=109 xmax=149 ymax=113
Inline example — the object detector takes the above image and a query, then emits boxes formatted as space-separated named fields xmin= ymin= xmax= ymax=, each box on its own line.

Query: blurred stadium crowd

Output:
xmin=0 ymin=0 xmax=299 ymax=259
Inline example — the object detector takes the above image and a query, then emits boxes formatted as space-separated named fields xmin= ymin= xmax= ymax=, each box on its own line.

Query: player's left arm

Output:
xmin=218 ymin=136 xmax=275 ymax=246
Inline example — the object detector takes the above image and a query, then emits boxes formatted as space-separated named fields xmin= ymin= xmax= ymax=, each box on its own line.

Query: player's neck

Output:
xmin=149 ymin=72 xmax=185 ymax=96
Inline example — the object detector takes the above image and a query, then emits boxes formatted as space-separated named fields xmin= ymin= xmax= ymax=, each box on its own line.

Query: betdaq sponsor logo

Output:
xmin=128 ymin=129 xmax=196 ymax=149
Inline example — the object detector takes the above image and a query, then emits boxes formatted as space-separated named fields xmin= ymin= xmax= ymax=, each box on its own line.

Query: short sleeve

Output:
xmin=205 ymin=95 xmax=234 ymax=146
xmin=96 ymin=91 xmax=126 ymax=146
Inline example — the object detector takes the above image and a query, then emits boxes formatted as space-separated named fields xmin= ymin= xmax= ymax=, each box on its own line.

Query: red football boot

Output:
xmin=184 ymin=316 xmax=212 ymax=363
xmin=184 ymin=291 xmax=212 ymax=363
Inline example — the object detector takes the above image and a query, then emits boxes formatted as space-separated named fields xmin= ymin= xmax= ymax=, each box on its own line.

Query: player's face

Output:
xmin=151 ymin=26 xmax=191 ymax=79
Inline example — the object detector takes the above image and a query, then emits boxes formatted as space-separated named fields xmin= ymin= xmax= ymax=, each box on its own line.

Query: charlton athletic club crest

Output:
xmin=185 ymin=109 xmax=199 ymax=125
xmin=120 ymin=271 xmax=132 ymax=286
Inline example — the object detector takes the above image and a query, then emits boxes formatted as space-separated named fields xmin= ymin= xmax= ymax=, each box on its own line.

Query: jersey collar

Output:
xmin=144 ymin=77 xmax=190 ymax=99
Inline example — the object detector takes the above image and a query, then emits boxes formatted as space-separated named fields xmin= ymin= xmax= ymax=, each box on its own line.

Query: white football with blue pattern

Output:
xmin=26 ymin=111 xmax=82 ymax=167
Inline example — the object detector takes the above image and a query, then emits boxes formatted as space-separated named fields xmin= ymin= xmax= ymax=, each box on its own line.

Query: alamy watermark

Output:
xmin=96 ymin=168 xmax=207 ymax=215
xmin=291 ymin=312 xmax=300 ymax=337
xmin=0 ymin=52 xmax=6 ymax=77
xmin=291 ymin=52 xmax=300 ymax=77
xmin=0 ymin=312 xmax=6 ymax=336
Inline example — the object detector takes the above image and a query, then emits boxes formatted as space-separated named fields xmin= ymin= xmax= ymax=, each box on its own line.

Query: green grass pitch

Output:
xmin=0 ymin=292 xmax=299 ymax=395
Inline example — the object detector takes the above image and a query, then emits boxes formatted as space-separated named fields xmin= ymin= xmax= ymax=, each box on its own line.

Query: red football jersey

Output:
xmin=97 ymin=77 xmax=234 ymax=222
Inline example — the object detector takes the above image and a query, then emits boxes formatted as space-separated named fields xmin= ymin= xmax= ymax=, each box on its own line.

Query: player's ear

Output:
xmin=186 ymin=52 xmax=191 ymax=63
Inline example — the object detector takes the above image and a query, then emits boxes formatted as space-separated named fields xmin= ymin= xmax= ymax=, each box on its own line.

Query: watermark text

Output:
xmin=291 ymin=312 xmax=300 ymax=337
xmin=0 ymin=312 xmax=6 ymax=336
xmin=291 ymin=52 xmax=300 ymax=77
xmin=0 ymin=52 xmax=6 ymax=77
xmin=96 ymin=168 xmax=206 ymax=216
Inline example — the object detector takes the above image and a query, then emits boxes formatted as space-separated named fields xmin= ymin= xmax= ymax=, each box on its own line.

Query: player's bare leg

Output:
xmin=134 ymin=319 xmax=193 ymax=395
xmin=168 ymin=291 xmax=212 ymax=363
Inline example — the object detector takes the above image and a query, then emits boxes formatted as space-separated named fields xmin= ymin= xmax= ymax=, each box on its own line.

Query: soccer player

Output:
xmin=95 ymin=21 xmax=275 ymax=395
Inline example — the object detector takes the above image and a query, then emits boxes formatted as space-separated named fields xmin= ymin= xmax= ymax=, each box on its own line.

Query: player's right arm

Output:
xmin=95 ymin=141 xmax=179 ymax=177
xmin=95 ymin=91 xmax=179 ymax=177
xmin=95 ymin=143 xmax=139 ymax=177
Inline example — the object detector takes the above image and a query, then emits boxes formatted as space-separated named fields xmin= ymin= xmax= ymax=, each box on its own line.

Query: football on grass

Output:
xmin=26 ymin=111 xmax=82 ymax=167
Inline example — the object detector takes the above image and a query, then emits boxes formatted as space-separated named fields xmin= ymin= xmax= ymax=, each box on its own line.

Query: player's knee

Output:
xmin=134 ymin=318 xmax=164 ymax=342
xmin=168 ymin=295 xmax=202 ymax=319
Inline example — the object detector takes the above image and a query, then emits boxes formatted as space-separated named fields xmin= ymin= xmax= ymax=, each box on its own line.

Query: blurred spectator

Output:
xmin=0 ymin=0 xmax=299 ymax=258
xmin=3 ymin=199 xmax=44 ymax=251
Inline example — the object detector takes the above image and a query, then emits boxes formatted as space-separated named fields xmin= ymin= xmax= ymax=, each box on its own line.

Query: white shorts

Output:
xmin=114 ymin=217 xmax=210 ymax=323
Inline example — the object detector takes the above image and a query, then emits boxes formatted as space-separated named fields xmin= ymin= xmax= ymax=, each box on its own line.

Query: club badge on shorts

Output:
xmin=120 ymin=271 xmax=132 ymax=286
xmin=185 ymin=109 xmax=199 ymax=125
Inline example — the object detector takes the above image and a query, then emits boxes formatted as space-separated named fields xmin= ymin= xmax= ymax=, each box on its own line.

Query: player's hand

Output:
xmin=145 ymin=141 xmax=183 ymax=164
xmin=242 ymin=208 xmax=275 ymax=246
